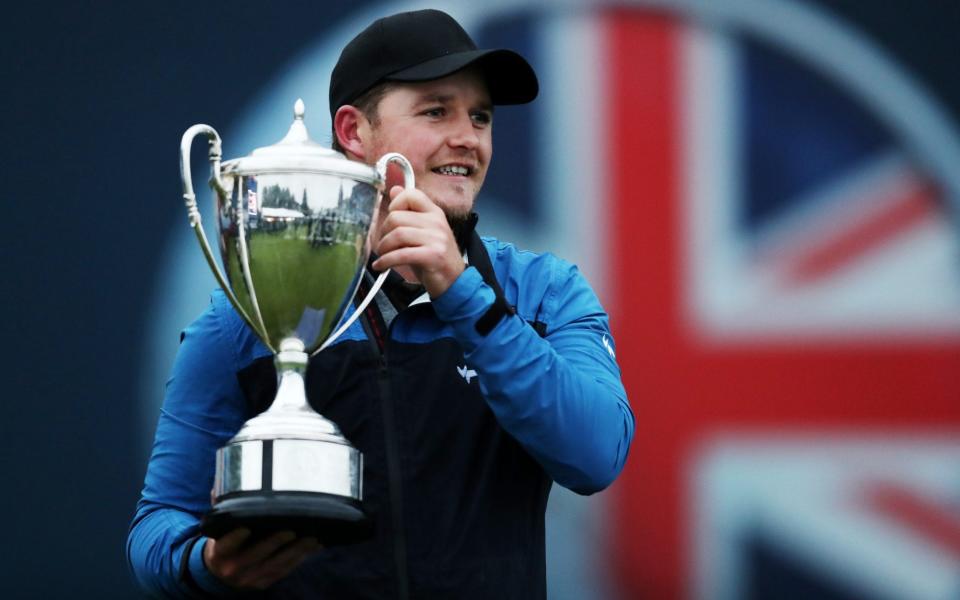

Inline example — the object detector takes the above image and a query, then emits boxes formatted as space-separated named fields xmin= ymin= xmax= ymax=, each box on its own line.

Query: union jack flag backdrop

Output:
xmin=592 ymin=8 xmax=960 ymax=599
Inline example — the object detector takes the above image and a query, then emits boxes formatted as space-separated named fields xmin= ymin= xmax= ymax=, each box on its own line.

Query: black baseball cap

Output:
xmin=329 ymin=9 xmax=539 ymax=118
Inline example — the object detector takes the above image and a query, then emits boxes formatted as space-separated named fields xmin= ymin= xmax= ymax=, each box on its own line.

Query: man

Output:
xmin=128 ymin=9 xmax=634 ymax=599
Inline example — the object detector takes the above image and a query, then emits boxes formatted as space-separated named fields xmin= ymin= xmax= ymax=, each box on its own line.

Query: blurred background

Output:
xmin=4 ymin=0 xmax=960 ymax=598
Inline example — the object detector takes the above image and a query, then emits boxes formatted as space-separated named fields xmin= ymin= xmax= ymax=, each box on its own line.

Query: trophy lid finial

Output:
xmin=250 ymin=98 xmax=328 ymax=153
xmin=226 ymin=98 xmax=370 ymax=173
xmin=278 ymin=100 xmax=309 ymax=144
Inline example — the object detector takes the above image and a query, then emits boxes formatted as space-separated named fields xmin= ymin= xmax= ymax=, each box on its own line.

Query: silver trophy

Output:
xmin=179 ymin=99 xmax=413 ymax=544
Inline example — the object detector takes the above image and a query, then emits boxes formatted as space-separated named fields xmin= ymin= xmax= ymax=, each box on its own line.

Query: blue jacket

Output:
xmin=127 ymin=234 xmax=634 ymax=598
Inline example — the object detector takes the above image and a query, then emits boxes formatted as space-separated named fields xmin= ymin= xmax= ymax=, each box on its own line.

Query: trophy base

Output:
xmin=200 ymin=492 xmax=373 ymax=547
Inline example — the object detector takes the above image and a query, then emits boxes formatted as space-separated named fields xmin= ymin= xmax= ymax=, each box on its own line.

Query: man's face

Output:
xmin=362 ymin=69 xmax=493 ymax=220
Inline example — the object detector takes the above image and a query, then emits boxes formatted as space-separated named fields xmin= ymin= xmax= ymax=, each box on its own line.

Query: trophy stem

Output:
xmin=229 ymin=337 xmax=347 ymax=443
xmin=269 ymin=337 xmax=312 ymax=415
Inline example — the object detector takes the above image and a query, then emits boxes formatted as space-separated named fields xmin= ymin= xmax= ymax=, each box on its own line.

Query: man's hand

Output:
xmin=203 ymin=529 xmax=321 ymax=591
xmin=372 ymin=185 xmax=466 ymax=298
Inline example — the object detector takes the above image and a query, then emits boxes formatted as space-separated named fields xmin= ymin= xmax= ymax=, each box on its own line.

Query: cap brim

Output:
xmin=387 ymin=48 xmax=538 ymax=105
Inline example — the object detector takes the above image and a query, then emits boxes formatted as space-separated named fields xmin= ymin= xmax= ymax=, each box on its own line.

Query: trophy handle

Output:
xmin=179 ymin=125 xmax=270 ymax=344
xmin=373 ymin=152 xmax=416 ymax=194
xmin=314 ymin=153 xmax=416 ymax=355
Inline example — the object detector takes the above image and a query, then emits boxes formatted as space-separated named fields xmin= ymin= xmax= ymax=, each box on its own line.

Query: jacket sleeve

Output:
xmin=431 ymin=253 xmax=634 ymax=495
xmin=126 ymin=291 xmax=262 ymax=598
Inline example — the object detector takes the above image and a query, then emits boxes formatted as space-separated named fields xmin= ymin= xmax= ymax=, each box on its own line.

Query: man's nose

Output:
xmin=447 ymin=113 xmax=480 ymax=149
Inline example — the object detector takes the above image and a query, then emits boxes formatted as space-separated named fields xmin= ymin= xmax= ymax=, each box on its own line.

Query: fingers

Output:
xmin=374 ymin=192 xmax=452 ymax=271
xmin=376 ymin=189 xmax=449 ymax=252
xmin=263 ymin=537 xmax=321 ymax=572
xmin=373 ymin=234 xmax=453 ymax=276
xmin=247 ymin=537 xmax=322 ymax=589
xmin=387 ymin=185 xmax=440 ymax=214
xmin=378 ymin=210 xmax=433 ymax=238
xmin=212 ymin=527 xmax=251 ymax=557
xmin=205 ymin=529 xmax=320 ymax=591
xmin=372 ymin=249 xmax=427 ymax=275
xmin=377 ymin=223 xmax=447 ymax=257
xmin=233 ymin=530 xmax=297 ymax=569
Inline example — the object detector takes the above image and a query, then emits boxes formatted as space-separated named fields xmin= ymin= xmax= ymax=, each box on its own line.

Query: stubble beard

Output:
xmin=439 ymin=182 xmax=477 ymax=250
xmin=446 ymin=209 xmax=474 ymax=251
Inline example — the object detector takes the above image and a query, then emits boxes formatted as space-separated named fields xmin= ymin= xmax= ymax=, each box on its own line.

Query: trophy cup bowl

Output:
xmin=179 ymin=99 xmax=413 ymax=545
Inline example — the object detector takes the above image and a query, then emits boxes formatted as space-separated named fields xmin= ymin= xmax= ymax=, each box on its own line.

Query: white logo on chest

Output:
xmin=457 ymin=365 xmax=478 ymax=384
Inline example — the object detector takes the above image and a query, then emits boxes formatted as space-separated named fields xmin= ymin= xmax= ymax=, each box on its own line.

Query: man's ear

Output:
xmin=334 ymin=105 xmax=367 ymax=160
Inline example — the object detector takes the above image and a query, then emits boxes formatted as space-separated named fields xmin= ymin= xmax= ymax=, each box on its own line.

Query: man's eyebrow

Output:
xmin=412 ymin=93 xmax=494 ymax=112
xmin=414 ymin=93 xmax=456 ymax=106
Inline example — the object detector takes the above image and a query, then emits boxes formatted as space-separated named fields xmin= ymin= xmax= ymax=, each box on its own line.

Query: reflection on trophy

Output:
xmin=179 ymin=99 xmax=413 ymax=545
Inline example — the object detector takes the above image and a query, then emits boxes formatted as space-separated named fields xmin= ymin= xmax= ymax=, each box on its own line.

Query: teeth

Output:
xmin=435 ymin=165 xmax=470 ymax=176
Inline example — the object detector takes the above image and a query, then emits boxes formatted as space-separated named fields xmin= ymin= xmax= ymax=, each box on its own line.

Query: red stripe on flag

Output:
xmin=607 ymin=10 xmax=685 ymax=598
xmin=862 ymin=482 xmax=960 ymax=560
xmin=784 ymin=182 xmax=939 ymax=285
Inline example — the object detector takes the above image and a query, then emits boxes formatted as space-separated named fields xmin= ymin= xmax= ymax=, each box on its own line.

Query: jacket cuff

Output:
xmin=184 ymin=535 xmax=236 ymax=597
xmin=431 ymin=266 xmax=500 ymax=351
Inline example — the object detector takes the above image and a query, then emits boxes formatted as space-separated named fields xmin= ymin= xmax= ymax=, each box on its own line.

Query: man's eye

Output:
xmin=423 ymin=107 xmax=445 ymax=118
xmin=471 ymin=112 xmax=492 ymax=126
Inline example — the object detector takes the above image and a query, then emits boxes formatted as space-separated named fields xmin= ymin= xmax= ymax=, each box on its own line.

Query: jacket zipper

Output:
xmin=378 ymin=352 xmax=410 ymax=600
xmin=359 ymin=277 xmax=410 ymax=600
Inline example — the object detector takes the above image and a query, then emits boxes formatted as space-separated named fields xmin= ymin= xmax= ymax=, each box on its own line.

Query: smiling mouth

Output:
xmin=432 ymin=165 xmax=473 ymax=177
